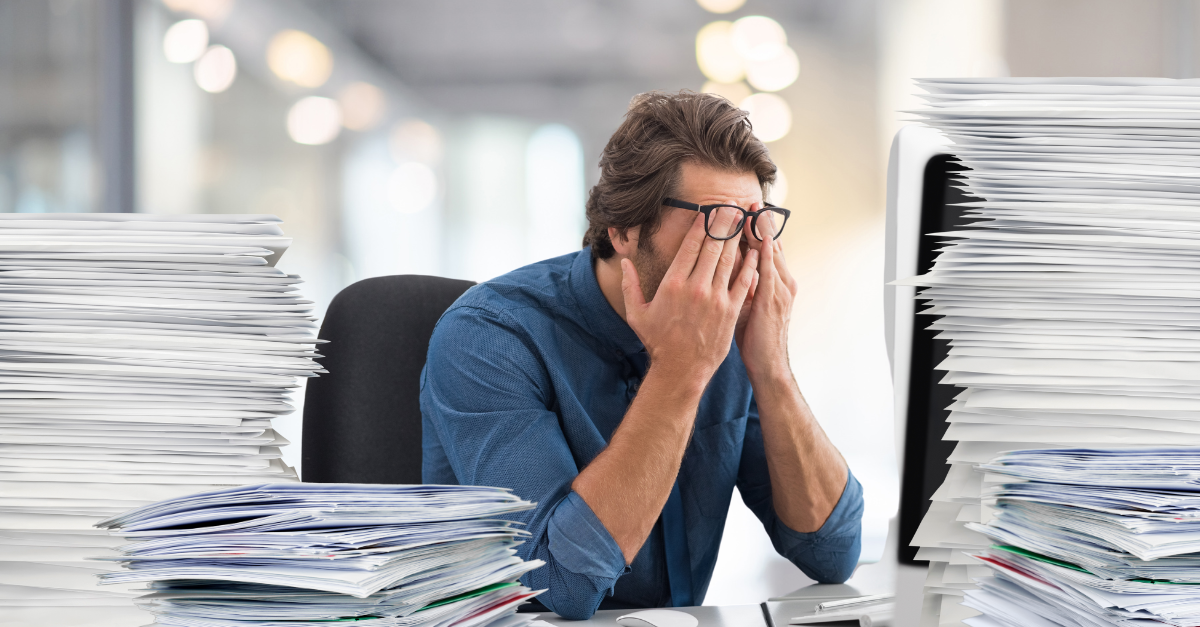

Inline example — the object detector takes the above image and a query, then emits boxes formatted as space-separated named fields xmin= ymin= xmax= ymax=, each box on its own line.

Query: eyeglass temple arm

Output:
xmin=662 ymin=198 xmax=699 ymax=211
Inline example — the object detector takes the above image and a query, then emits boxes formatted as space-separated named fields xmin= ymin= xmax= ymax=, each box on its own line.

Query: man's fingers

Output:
xmin=756 ymin=230 xmax=777 ymax=299
xmin=714 ymin=220 xmax=742 ymax=290
xmin=664 ymin=212 xmax=708 ymax=282
xmin=732 ymin=248 xmax=759 ymax=305
xmin=752 ymin=210 xmax=778 ymax=242
xmin=691 ymin=205 xmax=740 ymax=282
xmin=620 ymin=258 xmax=647 ymax=312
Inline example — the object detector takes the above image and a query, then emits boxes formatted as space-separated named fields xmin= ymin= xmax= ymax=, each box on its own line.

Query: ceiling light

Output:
xmin=745 ymin=44 xmax=800 ymax=92
xmin=287 ymin=97 xmax=342 ymax=145
xmin=740 ymin=93 xmax=792 ymax=142
xmin=162 ymin=19 xmax=208 ymax=63
xmin=161 ymin=0 xmax=232 ymax=23
xmin=696 ymin=21 xmax=744 ymax=84
xmin=389 ymin=119 xmax=443 ymax=165
xmin=338 ymin=82 xmax=386 ymax=131
xmin=731 ymin=16 xmax=787 ymax=61
xmin=193 ymin=45 xmax=236 ymax=93
xmin=267 ymin=30 xmax=333 ymax=88
xmin=696 ymin=0 xmax=746 ymax=14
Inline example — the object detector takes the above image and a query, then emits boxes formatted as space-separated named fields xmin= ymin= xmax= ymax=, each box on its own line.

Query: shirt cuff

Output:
xmin=547 ymin=490 xmax=630 ymax=581
xmin=769 ymin=470 xmax=865 ymax=582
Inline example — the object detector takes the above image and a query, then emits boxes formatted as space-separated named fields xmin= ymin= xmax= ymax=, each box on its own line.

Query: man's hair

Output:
xmin=583 ymin=90 xmax=777 ymax=260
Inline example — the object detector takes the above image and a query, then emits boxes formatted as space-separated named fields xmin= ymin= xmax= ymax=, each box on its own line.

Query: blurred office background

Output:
xmin=2 ymin=0 xmax=1198 ymax=605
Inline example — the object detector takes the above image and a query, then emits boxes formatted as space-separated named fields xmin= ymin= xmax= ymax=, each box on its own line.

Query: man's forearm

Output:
xmin=571 ymin=364 xmax=706 ymax=564
xmin=751 ymin=370 xmax=848 ymax=533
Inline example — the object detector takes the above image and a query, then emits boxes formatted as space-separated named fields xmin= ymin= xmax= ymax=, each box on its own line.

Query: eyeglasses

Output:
xmin=662 ymin=198 xmax=791 ymax=241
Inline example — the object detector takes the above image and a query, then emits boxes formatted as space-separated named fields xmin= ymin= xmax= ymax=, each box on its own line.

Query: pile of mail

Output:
xmin=900 ymin=77 xmax=1200 ymax=626
xmin=0 ymin=214 xmax=319 ymax=626
xmin=95 ymin=483 xmax=544 ymax=627
xmin=966 ymin=447 xmax=1200 ymax=627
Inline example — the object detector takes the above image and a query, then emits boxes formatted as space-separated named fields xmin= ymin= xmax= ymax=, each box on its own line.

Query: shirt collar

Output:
xmin=569 ymin=247 xmax=645 ymax=358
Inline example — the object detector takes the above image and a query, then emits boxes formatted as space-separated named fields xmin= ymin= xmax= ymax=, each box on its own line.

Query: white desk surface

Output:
xmin=768 ymin=561 xmax=894 ymax=602
xmin=536 ymin=604 xmax=769 ymax=627
xmin=536 ymin=560 xmax=897 ymax=626
xmin=763 ymin=600 xmax=861 ymax=627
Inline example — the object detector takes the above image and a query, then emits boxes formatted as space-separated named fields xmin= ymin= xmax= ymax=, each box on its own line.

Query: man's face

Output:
xmin=631 ymin=161 xmax=764 ymax=302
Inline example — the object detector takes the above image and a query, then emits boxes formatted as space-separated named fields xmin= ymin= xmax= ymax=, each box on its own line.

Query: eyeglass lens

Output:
xmin=706 ymin=205 xmax=744 ymax=240
xmin=752 ymin=208 xmax=786 ymax=241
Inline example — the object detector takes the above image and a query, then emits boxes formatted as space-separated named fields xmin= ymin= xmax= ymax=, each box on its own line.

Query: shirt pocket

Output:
xmin=685 ymin=416 xmax=746 ymax=518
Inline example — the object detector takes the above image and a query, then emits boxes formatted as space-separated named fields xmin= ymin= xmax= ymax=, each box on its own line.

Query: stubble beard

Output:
xmin=632 ymin=235 xmax=672 ymax=303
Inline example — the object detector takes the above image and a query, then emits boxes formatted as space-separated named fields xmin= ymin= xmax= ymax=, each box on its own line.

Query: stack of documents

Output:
xmin=897 ymin=77 xmax=1200 ymax=626
xmin=95 ymin=483 xmax=544 ymax=627
xmin=965 ymin=447 xmax=1200 ymax=627
xmin=0 ymin=214 xmax=319 ymax=626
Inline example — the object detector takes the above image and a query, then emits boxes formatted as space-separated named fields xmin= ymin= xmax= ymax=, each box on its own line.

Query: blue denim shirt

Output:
xmin=420 ymin=248 xmax=864 ymax=620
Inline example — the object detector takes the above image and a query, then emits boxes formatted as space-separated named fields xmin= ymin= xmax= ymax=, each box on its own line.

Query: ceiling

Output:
xmin=304 ymin=0 xmax=858 ymax=153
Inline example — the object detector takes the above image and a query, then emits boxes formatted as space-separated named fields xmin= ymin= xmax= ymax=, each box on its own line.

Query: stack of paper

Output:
xmin=0 ymin=214 xmax=319 ymax=626
xmin=897 ymin=77 xmax=1200 ymax=626
xmin=965 ymin=447 xmax=1200 ymax=627
xmin=95 ymin=483 xmax=545 ymax=627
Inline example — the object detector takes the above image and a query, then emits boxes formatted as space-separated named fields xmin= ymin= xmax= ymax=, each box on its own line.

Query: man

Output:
xmin=420 ymin=90 xmax=863 ymax=620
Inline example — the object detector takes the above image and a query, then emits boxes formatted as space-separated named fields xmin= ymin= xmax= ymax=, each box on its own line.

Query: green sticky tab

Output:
xmin=419 ymin=582 xmax=519 ymax=611
xmin=991 ymin=545 xmax=1090 ymax=573
xmin=992 ymin=545 xmax=1200 ymax=586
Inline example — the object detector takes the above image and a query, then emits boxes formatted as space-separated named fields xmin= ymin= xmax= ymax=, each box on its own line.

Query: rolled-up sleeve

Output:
xmin=735 ymin=397 xmax=864 ymax=583
xmin=420 ymin=305 xmax=627 ymax=619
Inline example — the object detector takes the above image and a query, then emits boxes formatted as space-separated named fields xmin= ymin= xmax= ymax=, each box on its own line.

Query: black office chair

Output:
xmin=301 ymin=274 xmax=476 ymax=484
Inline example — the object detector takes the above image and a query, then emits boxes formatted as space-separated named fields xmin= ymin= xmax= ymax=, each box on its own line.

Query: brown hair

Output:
xmin=583 ymin=90 xmax=777 ymax=260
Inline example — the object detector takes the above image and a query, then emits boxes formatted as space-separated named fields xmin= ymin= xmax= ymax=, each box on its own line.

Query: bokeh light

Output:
xmin=731 ymin=16 xmax=787 ymax=61
xmin=740 ymin=93 xmax=792 ymax=142
xmin=267 ymin=30 xmax=333 ymax=88
xmin=162 ymin=19 xmax=209 ymax=63
xmin=696 ymin=0 xmax=746 ymax=13
xmin=389 ymin=119 xmax=443 ymax=165
xmin=696 ymin=21 xmax=744 ymax=83
xmin=338 ymin=82 xmax=386 ymax=131
xmin=771 ymin=168 xmax=789 ymax=205
xmin=161 ymin=0 xmax=233 ymax=23
xmin=193 ymin=45 xmax=236 ymax=93
xmin=701 ymin=80 xmax=752 ymax=105
xmin=286 ymin=97 xmax=342 ymax=145
xmin=387 ymin=162 xmax=438 ymax=214
xmin=745 ymin=44 xmax=800 ymax=92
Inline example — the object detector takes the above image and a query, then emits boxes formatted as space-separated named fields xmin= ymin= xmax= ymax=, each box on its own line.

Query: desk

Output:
xmin=768 ymin=561 xmax=893 ymax=602
xmin=536 ymin=560 xmax=899 ymax=626
xmin=536 ymin=604 xmax=770 ymax=626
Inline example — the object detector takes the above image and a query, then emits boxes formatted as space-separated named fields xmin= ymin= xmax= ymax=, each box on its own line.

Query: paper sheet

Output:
xmin=0 ymin=214 xmax=315 ymax=623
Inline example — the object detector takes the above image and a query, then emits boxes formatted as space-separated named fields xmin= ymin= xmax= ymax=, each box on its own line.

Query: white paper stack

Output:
xmin=95 ymin=483 xmax=545 ymax=627
xmin=0 ymin=214 xmax=320 ymax=627
xmin=897 ymin=77 xmax=1200 ymax=626
xmin=965 ymin=447 xmax=1200 ymax=627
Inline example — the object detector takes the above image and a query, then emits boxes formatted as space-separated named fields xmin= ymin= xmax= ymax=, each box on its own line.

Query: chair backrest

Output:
xmin=301 ymin=274 xmax=476 ymax=484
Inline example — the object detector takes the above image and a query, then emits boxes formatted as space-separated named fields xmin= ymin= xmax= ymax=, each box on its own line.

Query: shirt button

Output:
xmin=616 ymin=350 xmax=624 ymax=358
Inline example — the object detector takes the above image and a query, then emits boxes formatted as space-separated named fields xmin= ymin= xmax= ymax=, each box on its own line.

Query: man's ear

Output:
xmin=608 ymin=225 xmax=641 ymax=258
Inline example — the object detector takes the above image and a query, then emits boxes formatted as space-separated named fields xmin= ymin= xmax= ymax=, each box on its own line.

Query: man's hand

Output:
xmin=575 ymin=207 xmax=758 ymax=565
xmin=735 ymin=210 xmax=800 ymax=380
xmin=620 ymin=208 xmax=759 ymax=383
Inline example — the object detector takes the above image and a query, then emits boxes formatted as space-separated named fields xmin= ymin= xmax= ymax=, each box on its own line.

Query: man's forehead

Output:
xmin=676 ymin=161 xmax=763 ymax=204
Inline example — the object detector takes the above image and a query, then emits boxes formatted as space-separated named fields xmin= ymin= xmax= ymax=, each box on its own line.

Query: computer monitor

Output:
xmin=883 ymin=124 xmax=977 ymax=565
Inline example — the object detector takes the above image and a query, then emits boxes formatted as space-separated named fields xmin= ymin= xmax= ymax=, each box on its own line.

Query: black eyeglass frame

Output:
xmin=662 ymin=198 xmax=791 ymax=241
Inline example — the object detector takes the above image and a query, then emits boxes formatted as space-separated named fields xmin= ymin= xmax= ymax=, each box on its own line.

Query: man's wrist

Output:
xmin=745 ymin=356 xmax=792 ymax=386
xmin=747 ymin=362 xmax=796 ymax=401
xmin=644 ymin=360 xmax=712 ymax=401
